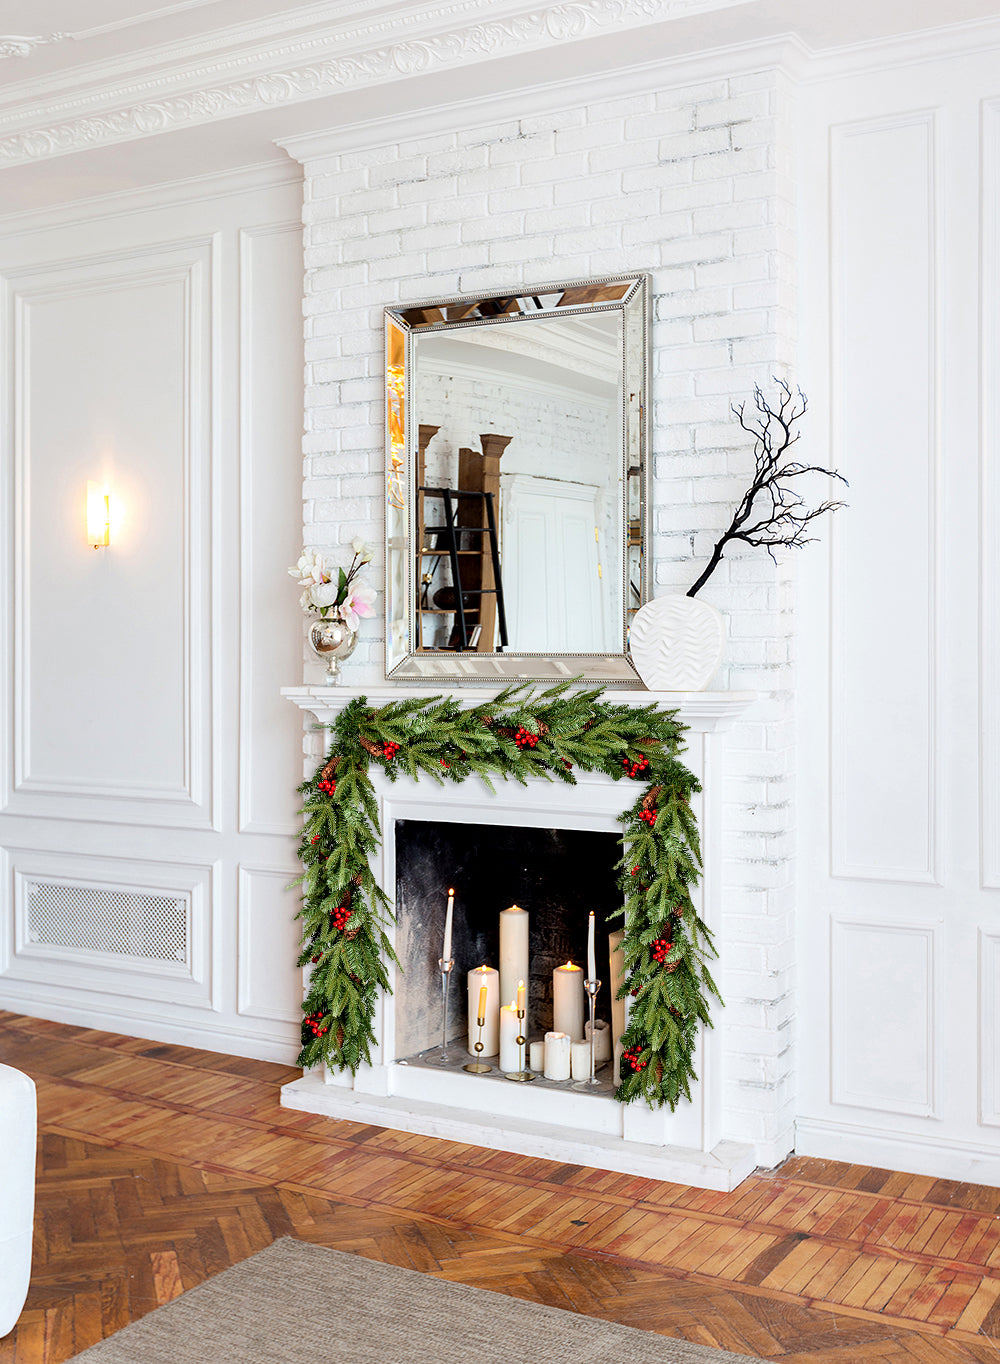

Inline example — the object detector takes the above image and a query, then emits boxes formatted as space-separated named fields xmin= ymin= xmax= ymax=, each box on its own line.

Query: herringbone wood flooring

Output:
xmin=2 ymin=1011 xmax=1000 ymax=1362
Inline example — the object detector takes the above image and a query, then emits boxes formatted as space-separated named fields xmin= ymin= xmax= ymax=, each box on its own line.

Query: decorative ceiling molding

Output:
xmin=0 ymin=0 xmax=746 ymax=166
xmin=0 ymin=33 xmax=69 ymax=61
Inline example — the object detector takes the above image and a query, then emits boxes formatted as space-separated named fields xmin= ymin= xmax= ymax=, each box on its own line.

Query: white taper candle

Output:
xmin=443 ymin=887 xmax=454 ymax=962
xmin=587 ymin=911 xmax=596 ymax=980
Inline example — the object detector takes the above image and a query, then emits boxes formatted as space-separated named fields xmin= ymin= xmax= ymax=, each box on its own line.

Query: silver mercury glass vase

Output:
xmin=308 ymin=615 xmax=358 ymax=684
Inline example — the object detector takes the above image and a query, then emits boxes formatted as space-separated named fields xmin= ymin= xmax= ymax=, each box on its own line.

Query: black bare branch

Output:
xmin=687 ymin=379 xmax=847 ymax=597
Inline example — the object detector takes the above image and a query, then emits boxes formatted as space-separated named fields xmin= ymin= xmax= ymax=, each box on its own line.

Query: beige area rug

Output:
xmin=69 ymin=1237 xmax=761 ymax=1363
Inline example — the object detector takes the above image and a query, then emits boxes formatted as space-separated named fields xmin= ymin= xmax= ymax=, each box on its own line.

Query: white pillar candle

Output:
xmin=529 ymin=1040 xmax=545 ymax=1072
xmin=552 ymin=962 xmax=584 ymax=1040
xmin=443 ymin=887 xmax=455 ymax=962
xmin=466 ymin=965 xmax=499 ymax=1057
xmin=499 ymin=905 xmax=529 ymax=1014
xmin=499 ymin=999 xmax=522 ymax=1073
xmin=587 ymin=911 xmax=596 ymax=981
xmin=609 ymin=930 xmax=626 ymax=1057
xmin=570 ymin=1040 xmax=592 ymax=1081
xmin=543 ymin=1031 xmax=571 ymax=1081
xmin=585 ymin=1018 xmax=612 ymax=1064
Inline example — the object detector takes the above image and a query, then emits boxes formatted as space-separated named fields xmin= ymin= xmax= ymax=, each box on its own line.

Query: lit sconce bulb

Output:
xmin=86 ymin=482 xmax=111 ymax=548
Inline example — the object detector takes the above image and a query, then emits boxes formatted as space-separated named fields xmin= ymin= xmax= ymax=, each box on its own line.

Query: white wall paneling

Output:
xmin=829 ymin=112 xmax=939 ymax=886
xmin=237 ymin=864 xmax=304 ymax=1028
xmin=0 ymin=168 xmax=305 ymax=1063
xmin=5 ymin=237 xmax=215 ymax=830
xmin=831 ymin=915 xmax=939 ymax=1117
xmin=238 ymin=223 xmax=307 ymax=838
xmin=980 ymin=930 xmax=1000 ymax=1127
xmin=981 ymin=99 xmax=1000 ymax=890
xmin=797 ymin=52 xmax=999 ymax=1182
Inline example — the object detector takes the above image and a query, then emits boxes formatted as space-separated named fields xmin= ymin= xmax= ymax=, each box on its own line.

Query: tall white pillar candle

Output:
xmin=543 ymin=1031 xmax=571 ymax=1081
xmin=609 ymin=930 xmax=626 ymax=1057
xmin=570 ymin=1040 xmax=592 ymax=1081
xmin=528 ymin=1040 xmax=545 ymax=1072
xmin=466 ymin=964 xmax=499 ymax=1056
xmin=443 ymin=888 xmax=454 ymax=962
xmin=499 ymin=905 xmax=529 ymax=1015
xmin=499 ymin=999 xmax=521 ymax=1073
xmin=552 ymin=962 xmax=584 ymax=1041
xmin=587 ymin=911 xmax=596 ymax=981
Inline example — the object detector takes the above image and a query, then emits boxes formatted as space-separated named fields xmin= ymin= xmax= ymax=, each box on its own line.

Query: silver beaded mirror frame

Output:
xmin=384 ymin=272 xmax=650 ymax=684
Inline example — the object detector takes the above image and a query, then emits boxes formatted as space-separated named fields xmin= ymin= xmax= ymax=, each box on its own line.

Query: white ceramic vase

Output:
xmin=628 ymin=594 xmax=726 ymax=691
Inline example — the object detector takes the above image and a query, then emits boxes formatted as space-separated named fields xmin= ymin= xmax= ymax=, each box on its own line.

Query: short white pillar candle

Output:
xmin=528 ymin=1040 xmax=545 ymax=1073
xmin=543 ymin=1031 xmax=571 ymax=1081
xmin=585 ymin=1018 xmax=612 ymax=1063
xmin=466 ymin=965 xmax=499 ymax=1057
xmin=552 ymin=962 xmax=584 ymax=1040
xmin=499 ymin=999 xmax=522 ymax=1074
xmin=570 ymin=1040 xmax=592 ymax=1081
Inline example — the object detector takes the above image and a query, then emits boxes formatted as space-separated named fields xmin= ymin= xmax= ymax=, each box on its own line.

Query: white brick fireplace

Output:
xmin=279 ymin=66 xmax=798 ymax=1171
xmin=281 ymin=686 xmax=757 ymax=1190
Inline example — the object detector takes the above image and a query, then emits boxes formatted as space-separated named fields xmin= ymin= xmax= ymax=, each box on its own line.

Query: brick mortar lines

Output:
xmin=297 ymin=71 xmax=798 ymax=1160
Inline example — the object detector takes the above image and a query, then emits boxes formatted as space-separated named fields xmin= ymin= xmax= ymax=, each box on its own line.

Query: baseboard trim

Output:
xmin=0 ymin=992 xmax=299 ymax=1066
xmin=795 ymin=1116 xmax=1000 ymax=1184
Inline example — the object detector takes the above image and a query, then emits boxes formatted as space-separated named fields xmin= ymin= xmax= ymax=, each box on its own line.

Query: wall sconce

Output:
xmin=86 ymin=482 xmax=111 ymax=548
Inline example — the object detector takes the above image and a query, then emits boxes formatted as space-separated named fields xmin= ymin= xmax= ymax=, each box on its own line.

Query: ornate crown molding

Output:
xmin=0 ymin=33 xmax=68 ymax=61
xmin=0 ymin=0 xmax=743 ymax=167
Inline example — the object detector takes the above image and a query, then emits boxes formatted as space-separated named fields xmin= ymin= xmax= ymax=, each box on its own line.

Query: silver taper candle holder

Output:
xmin=504 ymin=1006 xmax=535 ymax=1082
xmin=463 ymin=1015 xmax=492 ymax=1074
xmin=437 ymin=957 xmax=454 ymax=1062
xmin=576 ymin=977 xmax=602 ymax=1086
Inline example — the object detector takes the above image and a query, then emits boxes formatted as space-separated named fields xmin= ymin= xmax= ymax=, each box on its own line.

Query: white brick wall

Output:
xmin=297 ymin=67 xmax=798 ymax=1166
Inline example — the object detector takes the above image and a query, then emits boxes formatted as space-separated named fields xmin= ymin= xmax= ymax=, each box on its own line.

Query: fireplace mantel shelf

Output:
xmin=283 ymin=686 xmax=756 ymax=733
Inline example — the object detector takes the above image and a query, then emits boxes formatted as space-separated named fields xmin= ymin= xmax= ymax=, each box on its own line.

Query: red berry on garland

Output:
xmin=317 ymin=778 xmax=337 ymax=794
xmin=440 ymin=758 xmax=450 ymax=768
xmin=639 ymin=808 xmax=657 ymax=826
xmin=651 ymin=936 xmax=673 ymax=964
xmin=310 ymin=834 xmax=320 ymax=844
xmin=631 ymin=866 xmax=639 ymax=875
xmin=381 ymin=741 xmax=400 ymax=760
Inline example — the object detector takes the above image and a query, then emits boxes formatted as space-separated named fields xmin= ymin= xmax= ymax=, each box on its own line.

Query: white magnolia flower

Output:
xmin=310 ymin=581 xmax=340 ymax=610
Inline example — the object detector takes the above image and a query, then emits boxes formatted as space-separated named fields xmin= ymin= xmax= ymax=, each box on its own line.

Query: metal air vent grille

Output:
xmin=24 ymin=880 xmax=188 ymax=964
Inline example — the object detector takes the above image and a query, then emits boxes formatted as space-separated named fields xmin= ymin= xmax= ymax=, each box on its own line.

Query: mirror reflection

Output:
xmin=414 ymin=311 xmax=623 ymax=654
xmin=385 ymin=275 xmax=648 ymax=682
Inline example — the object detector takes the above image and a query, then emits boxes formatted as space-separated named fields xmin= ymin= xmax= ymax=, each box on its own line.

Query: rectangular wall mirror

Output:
xmin=384 ymin=273 xmax=649 ymax=683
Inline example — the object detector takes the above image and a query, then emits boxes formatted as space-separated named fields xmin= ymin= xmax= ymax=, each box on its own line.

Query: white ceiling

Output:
xmin=2 ymin=0 xmax=1000 ymax=217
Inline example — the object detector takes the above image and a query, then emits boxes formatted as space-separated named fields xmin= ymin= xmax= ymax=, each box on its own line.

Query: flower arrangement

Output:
xmin=288 ymin=540 xmax=376 ymax=631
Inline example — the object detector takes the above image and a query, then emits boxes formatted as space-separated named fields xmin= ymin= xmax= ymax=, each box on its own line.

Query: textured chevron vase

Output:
xmin=628 ymin=595 xmax=726 ymax=691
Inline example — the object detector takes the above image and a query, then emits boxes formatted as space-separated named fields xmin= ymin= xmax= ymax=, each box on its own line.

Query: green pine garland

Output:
xmin=293 ymin=682 xmax=721 ymax=1110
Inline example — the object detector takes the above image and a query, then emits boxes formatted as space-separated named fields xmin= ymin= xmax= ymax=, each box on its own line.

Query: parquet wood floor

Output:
xmin=2 ymin=1011 xmax=999 ymax=1362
